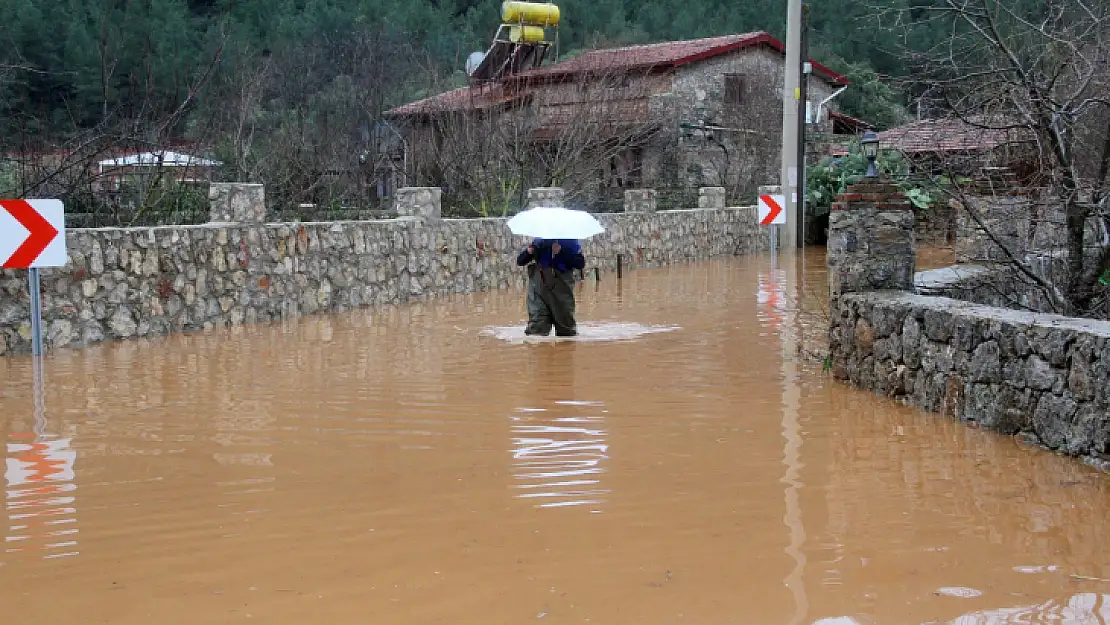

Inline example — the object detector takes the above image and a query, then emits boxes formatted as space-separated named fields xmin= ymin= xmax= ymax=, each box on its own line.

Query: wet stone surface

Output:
xmin=830 ymin=291 xmax=1110 ymax=465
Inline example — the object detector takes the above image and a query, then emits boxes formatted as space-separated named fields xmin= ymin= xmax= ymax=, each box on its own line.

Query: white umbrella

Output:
xmin=506 ymin=206 xmax=605 ymax=240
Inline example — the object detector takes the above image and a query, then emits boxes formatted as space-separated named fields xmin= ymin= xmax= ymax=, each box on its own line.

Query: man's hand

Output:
xmin=551 ymin=242 xmax=561 ymax=255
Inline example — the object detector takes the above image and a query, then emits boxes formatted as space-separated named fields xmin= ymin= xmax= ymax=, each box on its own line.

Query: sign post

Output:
xmin=29 ymin=268 xmax=44 ymax=356
xmin=0 ymin=199 xmax=67 ymax=356
xmin=759 ymin=192 xmax=788 ymax=264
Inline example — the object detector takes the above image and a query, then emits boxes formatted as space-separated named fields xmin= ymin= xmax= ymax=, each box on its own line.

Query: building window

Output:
xmin=376 ymin=174 xmax=393 ymax=200
xmin=724 ymin=74 xmax=746 ymax=106
xmin=605 ymin=147 xmax=644 ymax=189
xmin=610 ymin=73 xmax=632 ymax=89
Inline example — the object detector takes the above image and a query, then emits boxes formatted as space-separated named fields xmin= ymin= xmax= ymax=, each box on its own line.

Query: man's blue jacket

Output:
xmin=516 ymin=238 xmax=585 ymax=272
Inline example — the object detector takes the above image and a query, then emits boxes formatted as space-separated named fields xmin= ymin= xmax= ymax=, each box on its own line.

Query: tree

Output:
xmin=399 ymin=67 xmax=670 ymax=217
xmin=880 ymin=0 xmax=1110 ymax=317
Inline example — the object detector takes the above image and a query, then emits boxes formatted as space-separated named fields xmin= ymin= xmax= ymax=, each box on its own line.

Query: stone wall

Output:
xmin=915 ymin=263 xmax=1057 ymax=313
xmin=648 ymin=46 xmax=839 ymax=202
xmin=829 ymin=292 xmax=1110 ymax=467
xmin=925 ymin=168 xmax=1106 ymax=314
xmin=0 ymin=187 xmax=770 ymax=354
xmin=828 ymin=179 xmax=1110 ymax=468
xmin=827 ymin=180 xmax=916 ymax=299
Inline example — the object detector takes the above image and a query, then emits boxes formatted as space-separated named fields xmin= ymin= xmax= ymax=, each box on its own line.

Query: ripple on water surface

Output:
xmin=481 ymin=320 xmax=679 ymax=343
xmin=509 ymin=401 xmax=609 ymax=511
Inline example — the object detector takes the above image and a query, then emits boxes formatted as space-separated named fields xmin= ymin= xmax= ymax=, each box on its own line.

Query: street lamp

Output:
xmin=861 ymin=130 xmax=880 ymax=178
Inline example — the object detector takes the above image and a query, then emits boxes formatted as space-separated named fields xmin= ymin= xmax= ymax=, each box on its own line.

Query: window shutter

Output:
xmin=724 ymin=74 xmax=745 ymax=105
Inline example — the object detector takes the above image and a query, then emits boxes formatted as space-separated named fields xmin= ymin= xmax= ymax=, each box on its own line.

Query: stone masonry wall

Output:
xmin=828 ymin=179 xmax=1110 ymax=468
xmin=829 ymin=292 xmax=1110 ymax=467
xmin=0 ymin=200 xmax=769 ymax=354
xmin=649 ymin=46 xmax=838 ymax=201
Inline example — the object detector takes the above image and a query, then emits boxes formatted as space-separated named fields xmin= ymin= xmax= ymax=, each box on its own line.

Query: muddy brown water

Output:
xmin=2 ymin=250 xmax=1108 ymax=624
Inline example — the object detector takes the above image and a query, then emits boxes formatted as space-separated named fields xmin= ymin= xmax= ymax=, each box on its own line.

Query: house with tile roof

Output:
xmin=828 ymin=117 xmax=1036 ymax=173
xmin=382 ymin=32 xmax=849 ymax=214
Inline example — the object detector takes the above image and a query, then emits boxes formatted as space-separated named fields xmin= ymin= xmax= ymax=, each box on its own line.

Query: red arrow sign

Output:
xmin=759 ymin=195 xmax=783 ymax=226
xmin=1 ymin=199 xmax=60 ymax=269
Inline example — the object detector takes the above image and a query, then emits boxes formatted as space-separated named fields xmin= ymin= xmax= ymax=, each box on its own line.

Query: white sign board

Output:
xmin=0 ymin=199 xmax=66 ymax=269
xmin=758 ymin=194 xmax=787 ymax=226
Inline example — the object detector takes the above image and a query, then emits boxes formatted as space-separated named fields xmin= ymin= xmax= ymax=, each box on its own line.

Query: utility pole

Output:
xmin=796 ymin=1 xmax=809 ymax=247
xmin=780 ymin=0 xmax=802 ymax=250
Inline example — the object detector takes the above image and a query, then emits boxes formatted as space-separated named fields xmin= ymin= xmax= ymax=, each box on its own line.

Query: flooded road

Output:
xmin=2 ymin=251 xmax=1108 ymax=624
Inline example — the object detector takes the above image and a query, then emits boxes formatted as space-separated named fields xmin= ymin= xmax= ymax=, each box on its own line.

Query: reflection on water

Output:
xmin=483 ymin=321 xmax=679 ymax=343
xmin=757 ymin=269 xmax=788 ymax=330
xmin=0 ymin=253 xmax=1107 ymax=624
xmin=952 ymin=593 xmax=1110 ymax=624
xmin=4 ymin=433 xmax=79 ymax=562
xmin=509 ymin=402 xmax=609 ymax=511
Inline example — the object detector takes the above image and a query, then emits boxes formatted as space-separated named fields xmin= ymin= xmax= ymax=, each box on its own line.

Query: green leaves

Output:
xmin=806 ymin=143 xmax=934 ymax=215
xmin=904 ymin=187 xmax=931 ymax=210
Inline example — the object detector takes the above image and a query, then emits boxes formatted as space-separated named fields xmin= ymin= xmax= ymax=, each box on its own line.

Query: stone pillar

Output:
xmin=209 ymin=183 xmax=266 ymax=224
xmin=623 ymin=189 xmax=657 ymax=213
xmin=955 ymin=168 xmax=1031 ymax=264
xmin=827 ymin=180 xmax=916 ymax=299
xmin=526 ymin=187 xmax=565 ymax=208
xmin=698 ymin=187 xmax=726 ymax=210
xmin=394 ymin=187 xmax=442 ymax=221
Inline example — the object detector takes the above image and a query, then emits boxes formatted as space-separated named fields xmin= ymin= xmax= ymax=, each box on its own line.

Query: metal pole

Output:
xmin=780 ymin=0 xmax=802 ymax=251
xmin=796 ymin=1 xmax=809 ymax=248
xmin=29 ymin=267 xmax=47 ymax=439
xmin=29 ymin=268 xmax=44 ymax=357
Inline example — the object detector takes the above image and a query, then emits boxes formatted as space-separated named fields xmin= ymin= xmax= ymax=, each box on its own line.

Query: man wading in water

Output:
xmin=516 ymin=238 xmax=585 ymax=337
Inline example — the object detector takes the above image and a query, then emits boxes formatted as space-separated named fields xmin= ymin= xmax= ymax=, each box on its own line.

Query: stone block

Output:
xmin=1034 ymin=392 xmax=1080 ymax=450
xmin=526 ymin=187 xmax=565 ymax=209
xmin=954 ymin=195 xmax=1031 ymax=264
xmin=624 ymin=189 xmax=657 ymax=213
xmin=394 ymin=187 xmax=442 ymax=221
xmin=982 ymin=384 xmax=1034 ymax=434
xmin=209 ymin=183 xmax=266 ymax=224
xmin=969 ymin=340 xmax=1002 ymax=384
xmin=697 ymin=187 xmax=726 ymax=210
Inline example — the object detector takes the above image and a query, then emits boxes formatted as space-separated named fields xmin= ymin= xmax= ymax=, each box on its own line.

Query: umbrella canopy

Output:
xmin=506 ymin=206 xmax=605 ymax=240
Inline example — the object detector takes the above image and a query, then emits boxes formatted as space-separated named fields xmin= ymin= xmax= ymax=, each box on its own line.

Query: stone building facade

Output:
xmin=386 ymin=32 xmax=846 ymax=211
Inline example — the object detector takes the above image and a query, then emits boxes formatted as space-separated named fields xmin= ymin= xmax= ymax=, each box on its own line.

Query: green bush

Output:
xmin=807 ymin=145 xmax=932 ymax=215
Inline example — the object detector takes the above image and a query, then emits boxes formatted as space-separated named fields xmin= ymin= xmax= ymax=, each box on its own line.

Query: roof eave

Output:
xmin=668 ymin=33 xmax=849 ymax=85
xmin=385 ymin=92 xmax=532 ymax=119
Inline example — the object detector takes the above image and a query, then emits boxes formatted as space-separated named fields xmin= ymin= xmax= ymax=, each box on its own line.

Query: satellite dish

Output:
xmin=466 ymin=51 xmax=486 ymax=76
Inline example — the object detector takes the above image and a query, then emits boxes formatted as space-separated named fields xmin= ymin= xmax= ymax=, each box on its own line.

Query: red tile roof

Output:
xmin=387 ymin=84 xmax=527 ymax=116
xmin=830 ymin=110 xmax=874 ymax=131
xmin=387 ymin=31 xmax=847 ymax=117
xmin=507 ymin=31 xmax=846 ymax=85
xmin=879 ymin=118 xmax=1034 ymax=154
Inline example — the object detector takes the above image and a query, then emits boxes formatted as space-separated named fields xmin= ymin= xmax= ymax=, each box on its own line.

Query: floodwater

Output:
xmin=2 ymin=249 xmax=1108 ymax=625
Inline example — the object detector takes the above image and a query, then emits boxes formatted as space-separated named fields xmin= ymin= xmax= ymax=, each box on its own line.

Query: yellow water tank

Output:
xmin=501 ymin=1 xmax=560 ymax=27
xmin=509 ymin=24 xmax=546 ymax=44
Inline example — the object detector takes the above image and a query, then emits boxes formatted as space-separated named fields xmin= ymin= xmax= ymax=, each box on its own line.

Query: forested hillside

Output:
xmin=4 ymin=0 xmax=1092 ymax=232
xmin=1 ymin=0 xmax=928 ymax=144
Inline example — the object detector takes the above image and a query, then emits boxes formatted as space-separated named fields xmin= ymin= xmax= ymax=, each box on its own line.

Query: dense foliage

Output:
xmin=0 ymin=0 xmax=925 ymax=144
